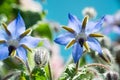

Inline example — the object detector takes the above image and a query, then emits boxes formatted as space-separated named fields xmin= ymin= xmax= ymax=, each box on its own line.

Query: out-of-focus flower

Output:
xmin=102 ymin=11 xmax=120 ymax=36
xmin=82 ymin=7 xmax=97 ymax=19
xmin=34 ymin=47 xmax=49 ymax=67
xmin=0 ymin=13 xmax=40 ymax=61
xmin=19 ymin=0 xmax=42 ymax=12
xmin=104 ymin=71 xmax=119 ymax=80
xmin=54 ymin=13 xmax=104 ymax=63
xmin=50 ymin=44 xmax=64 ymax=80
xmin=47 ymin=21 xmax=61 ymax=32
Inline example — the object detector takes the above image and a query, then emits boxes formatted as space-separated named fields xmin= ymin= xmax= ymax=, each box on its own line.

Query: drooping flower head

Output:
xmin=54 ymin=13 xmax=104 ymax=63
xmin=0 ymin=13 xmax=40 ymax=61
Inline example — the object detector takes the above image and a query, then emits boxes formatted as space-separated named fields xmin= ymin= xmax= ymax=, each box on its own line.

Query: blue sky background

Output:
xmin=35 ymin=0 xmax=120 ymax=62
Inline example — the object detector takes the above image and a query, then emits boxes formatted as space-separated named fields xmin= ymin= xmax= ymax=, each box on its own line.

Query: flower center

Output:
xmin=7 ymin=39 xmax=19 ymax=49
xmin=75 ymin=32 xmax=87 ymax=47
xmin=7 ymin=39 xmax=19 ymax=55
xmin=8 ymin=46 xmax=16 ymax=56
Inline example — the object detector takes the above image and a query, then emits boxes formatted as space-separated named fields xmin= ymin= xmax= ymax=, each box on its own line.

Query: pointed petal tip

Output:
xmin=54 ymin=38 xmax=58 ymax=43
xmin=68 ymin=13 xmax=72 ymax=17
xmin=17 ymin=12 xmax=22 ymax=17
xmin=68 ymin=13 xmax=74 ymax=20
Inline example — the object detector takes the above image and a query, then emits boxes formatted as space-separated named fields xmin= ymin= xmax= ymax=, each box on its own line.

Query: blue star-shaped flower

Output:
xmin=54 ymin=14 xmax=104 ymax=63
xmin=0 ymin=13 xmax=40 ymax=61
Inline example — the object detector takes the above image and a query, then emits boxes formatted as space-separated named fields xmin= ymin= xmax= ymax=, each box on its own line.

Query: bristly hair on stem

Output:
xmin=48 ymin=62 xmax=52 ymax=80
xmin=75 ymin=60 xmax=79 ymax=73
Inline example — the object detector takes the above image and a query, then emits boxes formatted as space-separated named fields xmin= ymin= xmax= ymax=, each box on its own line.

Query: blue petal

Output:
xmin=7 ymin=13 xmax=25 ymax=38
xmin=85 ymin=22 xmax=96 ymax=35
xmin=0 ymin=30 xmax=9 ymax=41
xmin=87 ymin=37 xmax=102 ymax=54
xmin=0 ymin=43 xmax=9 ymax=60
xmin=68 ymin=13 xmax=82 ymax=33
xmin=54 ymin=33 xmax=74 ymax=46
xmin=20 ymin=36 xmax=40 ymax=48
xmin=72 ymin=42 xmax=83 ymax=63
xmin=85 ymin=16 xmax=105 ymax=35
xmin=104 ymin=15 xmax=114 ymax=24
xmin=16 ymin=47 xmax=27 ymax=62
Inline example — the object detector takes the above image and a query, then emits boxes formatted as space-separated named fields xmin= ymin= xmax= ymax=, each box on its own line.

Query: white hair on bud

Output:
xmin=104 ymin=71 xmax=119 ymax=80
xmin=82 ymin=7 xmax=97 ymax=19
xmin=34 ymin=47 xmax=49 ymax=67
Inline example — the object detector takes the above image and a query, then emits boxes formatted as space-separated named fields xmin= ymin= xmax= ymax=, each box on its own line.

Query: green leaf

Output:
xmin=3 ymin=57 xmax=25 ymax=70
xmin=0 ymin=0 xmax=19 ymax=22
xmin=32 ymin=22 xmax=53 ymax=41
xmin=31 ymin=66 xmax=47 ymax=80
xmin=59 ymin=64 xmax=76 ymax=80
xmin=20 ymin=11 xmax=43 ymax=28
xmin=19 ymin=72 xmax=29 ymax=80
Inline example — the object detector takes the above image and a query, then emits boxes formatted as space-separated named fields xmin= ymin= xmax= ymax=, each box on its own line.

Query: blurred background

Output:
xmin=0 ymin=0 xmax=120 ymax=79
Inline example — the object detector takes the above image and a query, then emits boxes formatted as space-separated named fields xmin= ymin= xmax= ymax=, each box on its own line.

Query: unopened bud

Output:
xmin=98 ymin=48 xmax=112 ymax=64
xmin=114 ymin=10 xmax=120 ymax=25
xmin=82 ymin=7 xmax=97 ymax=19
xmin=34 ymin=47 xmax=49 ymax=67
xmin=105 ymin=71 xmax=119 ymax=80
xmin=101 ymin=36 xmax=111 ymax=48
xmin=93 ymin=77 xmax=102 ymax=80
xmin=114 ymin=45 xmax=120 ymax=65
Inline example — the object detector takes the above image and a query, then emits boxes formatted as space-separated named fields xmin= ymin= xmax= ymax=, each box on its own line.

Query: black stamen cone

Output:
xmin=8 ymin=46 xmax=16 ymax=56
xmin=79 ymin=38 xmax=84 ymax=47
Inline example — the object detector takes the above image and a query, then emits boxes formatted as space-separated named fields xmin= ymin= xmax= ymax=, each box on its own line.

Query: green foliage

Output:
xmin=59 ymin=64 xmax=94 ymax=80
xmin=3 ymin=57 xmax=25 ymax=71
xmin=0 ymin=0 xmax=18 ymax=22
xmin=32 ymin=22 xmax=53 ymax=41
xmin=72 ymin=70 xmax=94 ymax=80
xmin=19 ymin=72 xmax=29 ymax=80
xmin=59 ymin=64 xmax=76 ymax=80
xmin=31 ymin=66 xmax=48 ymax=80
xmin=21 ymin=11 xmax=46 ymax=28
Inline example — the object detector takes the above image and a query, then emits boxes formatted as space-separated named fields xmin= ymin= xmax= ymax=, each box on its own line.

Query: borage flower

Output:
xmin=0 ymin=13 xmax=40 ymax=61
xmin=54 ymin=14 xmax=104 ymax=63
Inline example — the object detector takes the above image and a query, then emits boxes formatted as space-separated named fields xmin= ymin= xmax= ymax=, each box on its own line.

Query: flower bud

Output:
xmin=114 ymin=45 xmax=120 ymax=65
xmin=104 ymin=71 xmax=119 ymax=80
xmin=101 ymin=36 xmax=111 ymax=48
xmin=114 ymin=10 xmax=120 ymax=25
xmin=82 ymin=7 xmax=97 ymax=19
xmin=34 ymin=47 xmax=49 ymax=67
xmin=98 ymin=48 xmax=112 ymax=64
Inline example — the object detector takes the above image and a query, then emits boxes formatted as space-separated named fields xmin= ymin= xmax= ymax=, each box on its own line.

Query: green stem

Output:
xmin=48 ymin=62 xmax=52 ymax=80
xmin=75 ymin=60 xmax=79 ymax=73
xmin=25 ymin=60 xmax=31 ymax=74
xmin=15 ymin=56 xmax=25 ymax=65
xmin=79 ymin=63 xmax=110 ymax=71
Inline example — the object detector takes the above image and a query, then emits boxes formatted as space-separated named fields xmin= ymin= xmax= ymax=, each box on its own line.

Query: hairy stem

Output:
xmin=81 ymin=63 xmax=110 ymax=71
xmin=48 ymin=62 xmax=52 ymax=80
xmin=75 ymin=61 xmax=79 ymax=72
xmin=25 ymin=60 xmax=31 ymax=74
